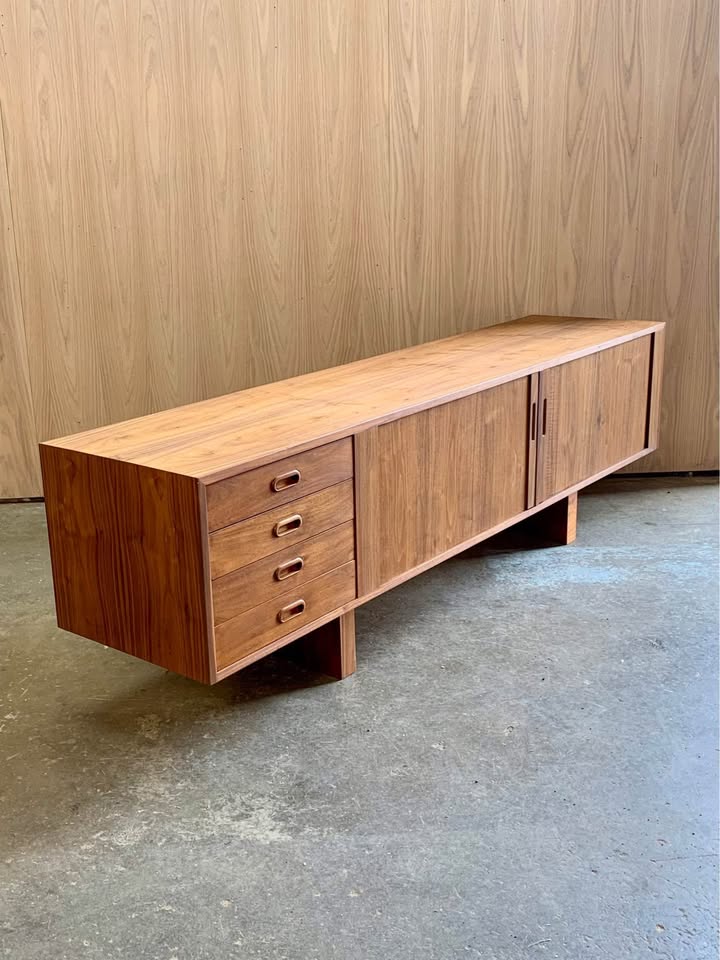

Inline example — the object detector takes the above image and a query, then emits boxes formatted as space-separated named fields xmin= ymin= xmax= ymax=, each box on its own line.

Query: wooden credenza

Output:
xmin=40 ymin=316 xmax=665 ymax=684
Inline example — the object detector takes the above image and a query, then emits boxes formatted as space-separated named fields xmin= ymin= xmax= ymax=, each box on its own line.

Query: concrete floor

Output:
xmin=0 ymin=478 xmax=717 ymax=960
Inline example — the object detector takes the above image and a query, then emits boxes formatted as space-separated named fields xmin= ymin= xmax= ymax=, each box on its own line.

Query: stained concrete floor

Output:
xmin=0 ymin=478 xmax=718 ymax=960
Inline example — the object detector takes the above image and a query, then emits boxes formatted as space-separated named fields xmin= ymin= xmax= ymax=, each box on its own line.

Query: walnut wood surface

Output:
xmin=536 ymin=337 xmax=652 ymax=502
xmin=0 ymin=109 xmax=40 ymax=496
xmin=355 ymin=378 xmax=530 ymax=596
xmin=43 ymin=317 xmax=660 ymax=483
xmin=212 ymin=521 xmax=355 ymax=625
xmin=39 ymin=446 xmax=212 ymax=683
xmin=215 ymin=562 xmax=357 ymax=670
xmin=206 ymin=438 xmax=353 ymax=531
xmin=38 ymin=318 xmax=663 ymax=684
xmin=209 ymin=480 xmax=354 ymax=579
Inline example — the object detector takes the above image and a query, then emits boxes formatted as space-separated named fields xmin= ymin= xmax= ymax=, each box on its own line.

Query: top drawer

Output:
xmin=205 ymin=438 xmax=353 ymax=531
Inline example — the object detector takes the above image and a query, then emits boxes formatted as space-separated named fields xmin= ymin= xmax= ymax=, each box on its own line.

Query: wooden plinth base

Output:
xmin=526 ymin=491 xmax=578 ymax=545
xmin=477 ymin=492 xmax=579 ymax=551
xmin=283 ymin=610 xmax=357 ymax=680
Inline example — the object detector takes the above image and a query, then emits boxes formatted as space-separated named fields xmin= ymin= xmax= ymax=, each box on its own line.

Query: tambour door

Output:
xmin=355 ymin=378 xmax=532 ymax=596
xmin=535 ymin=336 xmax=652 ymax=503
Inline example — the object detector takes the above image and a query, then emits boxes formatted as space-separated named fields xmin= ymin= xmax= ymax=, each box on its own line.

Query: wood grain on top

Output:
xmin=42 ymin=317 xmax=661 ymax=482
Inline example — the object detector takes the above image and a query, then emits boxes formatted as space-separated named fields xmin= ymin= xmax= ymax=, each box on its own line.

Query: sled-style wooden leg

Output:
xmin=481 ymin=492 xmax=579 ymax=551
xmin=539 ymin=492 xmax=578 ymax=545
xmin=284 ymin=610 xmax=357 ymax=680
xmin=519 ymin=491 xmax=578 ymax=545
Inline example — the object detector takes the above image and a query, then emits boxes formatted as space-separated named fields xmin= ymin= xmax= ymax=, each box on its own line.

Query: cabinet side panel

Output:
xmin=39 ymin=446 xmax=211 ymax=683
xmin=355 ymin=380 xmax=529 ymax=596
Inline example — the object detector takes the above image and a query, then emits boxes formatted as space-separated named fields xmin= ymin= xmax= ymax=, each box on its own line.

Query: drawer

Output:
xmin=206 ymin=438 xmax=353 ymax=530
xmin=212 ymin=521 xmax=355 ymax=625
xmin=209 ymin=479 xmax=354 ymax=579
xmin=214 ymin=561 xmax=356 ymax=669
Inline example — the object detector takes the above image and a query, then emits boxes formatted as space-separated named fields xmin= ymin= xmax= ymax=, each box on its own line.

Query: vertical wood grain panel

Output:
xmin=536 ymin=336 xmax=653 ymax=502
xmin=644 ymin=0 xmax=718 ymax=471
xmin=0 ymin=0 xmax=715 ymax=497
xmin=299 ymin=0 xmax=391 ymax=365
xmin=389 ymin=0 xmax=717 ymax=471
xmin=0 ymin=0 xmax=388 ymax=497
xmin=355 ymin=379 xmax=530 ymax=595
xmin=1 ymin=1 xmax=86 ymax=452
xmin=127 ymin=0 xmax=389 ymax=392
xmin=390 ymin=1 xmax=496 ymax=343
xmin=76 ymin=1 xmax=143 ymax=422
xmin=534 ymin=0 xmax=718 ymax=471
xmin=128 ymin=0 xmax=187 ymax=409
xmin=389 ymin=0 xmax=545 ymax=342
xmin=40 ymin=444 xmax=212 ymax=681
xmin=0 ymin=105 xmax=40 ymax=496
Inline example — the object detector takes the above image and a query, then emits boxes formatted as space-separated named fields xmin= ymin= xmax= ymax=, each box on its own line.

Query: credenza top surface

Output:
xmin=43 ymin=315 xmax=663 ymax=483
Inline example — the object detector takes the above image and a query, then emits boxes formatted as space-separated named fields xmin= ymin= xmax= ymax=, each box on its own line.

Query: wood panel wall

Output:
xmin=0 ymin=104 xmax=41 ymax=497
xmin=0 ymin=0 xmax=716 ymax=497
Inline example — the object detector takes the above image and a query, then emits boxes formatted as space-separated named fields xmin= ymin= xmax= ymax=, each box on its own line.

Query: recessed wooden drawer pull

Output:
xmin=277 ymin=599 xmax=306 ymax=623
xmin=274 ymin=556 xmax=304 ymax=581
xmin=273 ymin=514 xmax=303 ymax=537
xmin=271 ymin=469 xmax=301 ymax=492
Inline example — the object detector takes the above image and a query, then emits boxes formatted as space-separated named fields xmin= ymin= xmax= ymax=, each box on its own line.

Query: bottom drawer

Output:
xmin=214 ymin=561 xmax=356 ymax=670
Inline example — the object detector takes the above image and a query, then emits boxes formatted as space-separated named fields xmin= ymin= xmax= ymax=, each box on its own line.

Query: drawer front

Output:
xmin=209 ymin=479 xmax=354 ymax=579
xmin=212 ymin=521 xmax=355 ymax=625
xmin=206 ymin=438 xmax=353 ymax=530
xmin=215 ymin=561 xmax=356 ymax=669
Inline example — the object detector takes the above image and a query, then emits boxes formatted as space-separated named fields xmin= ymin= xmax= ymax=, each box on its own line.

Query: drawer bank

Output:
xmin=40 ymin=315 xmax=665 ymax=684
